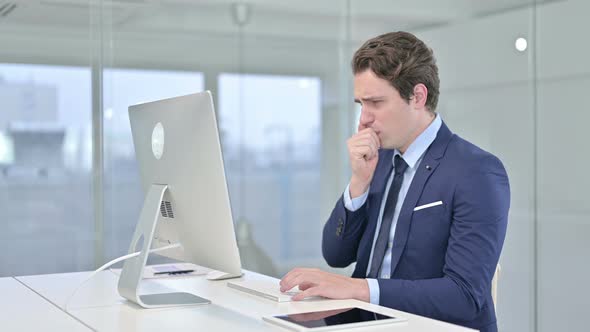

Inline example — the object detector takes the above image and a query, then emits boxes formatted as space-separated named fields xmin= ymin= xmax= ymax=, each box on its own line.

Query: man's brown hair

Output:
xmin=352 ymin=31 xmax=440 ymax=112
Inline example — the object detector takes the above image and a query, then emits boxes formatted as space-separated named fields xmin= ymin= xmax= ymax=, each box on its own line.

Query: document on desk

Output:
xmin=110 ymin=263 xmax=207 ymax=279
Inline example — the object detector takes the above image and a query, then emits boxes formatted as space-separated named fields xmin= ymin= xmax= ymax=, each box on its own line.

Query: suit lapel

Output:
xmin=389 ymin=122 xmax=453 ymax=275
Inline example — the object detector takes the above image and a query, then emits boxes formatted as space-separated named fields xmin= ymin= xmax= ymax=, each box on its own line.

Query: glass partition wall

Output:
xmin=2 ymin=1 xmax=587 ymax=331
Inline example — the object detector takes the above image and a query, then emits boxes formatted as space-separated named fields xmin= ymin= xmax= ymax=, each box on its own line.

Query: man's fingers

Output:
xmin=357 ymin=127 xmax=373 ymax=135
xmin=280 ymin=269 xmax=304 ymax=291
xmin=368 ymin=130 xmax=381 ymax=149
xmin=280 ymin=268 xmax=318 ymax=292
xmin=283 ymin=272 xmax=319 ymax=293
xmin=358 ymin=122 xmax=367 ymax=132
xmin=352 ymin=145 xmax=377 ymax=161
xmin=298 ymin=282 xmax=315 ymax=291
xmin=360 ymin=130 xmax=380 ymax=150
xmin=292 ymin=286 xmax=321 ymax=301
xmin=352 ymin=137 xmax=377 ymax=150
xmin=351 ymin=129 xmax=380 ymax=152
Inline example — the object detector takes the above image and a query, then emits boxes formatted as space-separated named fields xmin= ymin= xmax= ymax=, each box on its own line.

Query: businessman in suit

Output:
xmin=280 ymin=31 xmax=510 ymax=332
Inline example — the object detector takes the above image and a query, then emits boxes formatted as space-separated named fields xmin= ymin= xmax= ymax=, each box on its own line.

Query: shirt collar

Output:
xmin=393 ymin=113 xmax=442 ymax=169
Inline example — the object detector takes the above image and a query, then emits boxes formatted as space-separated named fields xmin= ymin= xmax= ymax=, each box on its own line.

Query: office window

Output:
xmin=218 ymin=73 xmax=322 ymax=277
xmin=0 ymin=63 xmax=92 ymax=276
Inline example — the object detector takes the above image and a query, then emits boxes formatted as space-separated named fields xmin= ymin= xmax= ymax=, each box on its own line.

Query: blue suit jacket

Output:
xmin=322 ymin=122 xmax=510 ymax=332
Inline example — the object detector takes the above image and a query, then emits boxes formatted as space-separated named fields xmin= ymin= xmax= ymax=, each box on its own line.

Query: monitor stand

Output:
xmin=207 ymin=270 xmax=242 ymax=280
xmin=117 ymin=184 xmax=210 ymax=308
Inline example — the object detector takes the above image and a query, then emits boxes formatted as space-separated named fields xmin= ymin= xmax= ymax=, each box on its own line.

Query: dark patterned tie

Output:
xmin=367 ymin=154 xmax=408 ymax=278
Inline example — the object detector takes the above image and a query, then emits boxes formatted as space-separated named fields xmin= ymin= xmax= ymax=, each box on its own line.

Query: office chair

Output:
xmin=491 ymin=264 xmax=501 ymax=310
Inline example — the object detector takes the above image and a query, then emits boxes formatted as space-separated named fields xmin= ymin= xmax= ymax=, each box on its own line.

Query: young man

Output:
xmin=280 ymin=31 xmax=510 ymax=332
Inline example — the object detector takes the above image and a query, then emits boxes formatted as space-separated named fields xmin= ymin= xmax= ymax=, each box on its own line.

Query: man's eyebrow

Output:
xmin=354 ymin=96 xmax=385 ymax=103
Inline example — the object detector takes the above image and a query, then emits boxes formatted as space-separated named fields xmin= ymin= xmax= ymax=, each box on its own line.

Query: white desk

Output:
xmin=16 ymin=270 xmax=476 ymax=332
xmin=0 ymin=277 xmax=90 ymax=331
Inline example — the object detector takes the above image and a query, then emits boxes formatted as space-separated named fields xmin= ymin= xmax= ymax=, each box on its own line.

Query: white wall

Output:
xmin=419 ymin=1 xmax=590 ymax=331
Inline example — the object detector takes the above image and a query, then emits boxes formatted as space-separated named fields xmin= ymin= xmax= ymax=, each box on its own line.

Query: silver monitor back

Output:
xmin=128 ymin=91 xmax=242 ymax=278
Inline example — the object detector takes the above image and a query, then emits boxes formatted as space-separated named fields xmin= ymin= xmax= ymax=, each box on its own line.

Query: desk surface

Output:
xmin=16 ymin=270 xmax=476 ymax=332
xmin=0 ymin=277 xmax=89 ymax=331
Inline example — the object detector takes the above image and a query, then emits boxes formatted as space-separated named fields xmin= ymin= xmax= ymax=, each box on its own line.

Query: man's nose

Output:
xmin=360 ymin=110 xmax=373 ymax=126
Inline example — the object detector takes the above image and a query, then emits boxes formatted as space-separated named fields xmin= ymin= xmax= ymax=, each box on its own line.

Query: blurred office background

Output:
xmin=0 ymin=0 xmax=587 ymax=331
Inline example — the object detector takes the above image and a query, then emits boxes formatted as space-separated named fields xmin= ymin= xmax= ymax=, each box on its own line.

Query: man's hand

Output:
xmin=279 ymin=268 xmax=370 ymax=302
xmin=347 ymin=126 xmax=381 ymax=198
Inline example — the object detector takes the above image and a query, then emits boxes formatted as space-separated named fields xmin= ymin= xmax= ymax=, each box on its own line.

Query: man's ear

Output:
xmin=412 ymin=84 xmax=428 ymax=109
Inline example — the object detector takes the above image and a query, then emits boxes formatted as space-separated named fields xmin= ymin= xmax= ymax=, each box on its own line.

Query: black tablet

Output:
xmin=263 ymin=306 xmax=406 ymax=331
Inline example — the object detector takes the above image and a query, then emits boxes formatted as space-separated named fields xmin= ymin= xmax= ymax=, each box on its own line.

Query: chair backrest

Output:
xmin=491 ymin=264 xmax=501 ymax=310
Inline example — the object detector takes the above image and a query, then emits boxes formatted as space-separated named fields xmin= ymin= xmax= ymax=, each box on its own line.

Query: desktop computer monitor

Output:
xmin=118 ymin=91 xmax=242 ymax=308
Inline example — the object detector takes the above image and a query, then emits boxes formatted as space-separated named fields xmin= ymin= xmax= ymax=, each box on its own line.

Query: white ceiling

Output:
xmin=1 ymin=0 xmax=559 ymax=43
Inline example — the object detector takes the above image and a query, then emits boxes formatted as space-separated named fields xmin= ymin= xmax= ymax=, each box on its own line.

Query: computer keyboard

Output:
xmin=227 ymin=280 xmax=302 ymax=302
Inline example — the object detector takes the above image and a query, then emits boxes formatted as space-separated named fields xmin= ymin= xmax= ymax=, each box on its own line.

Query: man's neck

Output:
xmin=399 ymin=112 xmax=436 ymax=155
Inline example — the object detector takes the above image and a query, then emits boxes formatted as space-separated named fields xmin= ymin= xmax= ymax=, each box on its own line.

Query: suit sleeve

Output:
xmin=377 ymin=155 xmax=510 ymax=322
xmin=322 ymin=193 xmax=370 ymax=268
